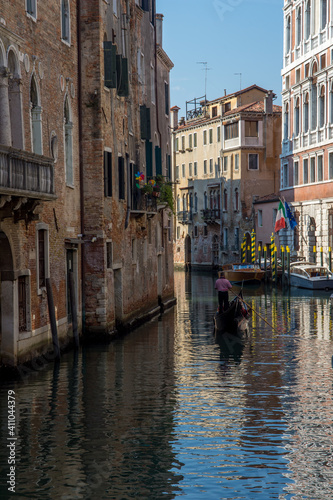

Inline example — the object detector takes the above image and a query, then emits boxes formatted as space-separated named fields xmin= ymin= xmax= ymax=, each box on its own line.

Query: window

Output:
xmin=258 ymin=209 xmax=263 ymax=227
xmin=223 ymin=228 xmax=228 ymax=248
xmin=212 ymin=106 xmax=217 ymax=117
xmin=303 ymin=158 xmax=309 ymax=184
xmin=104 ymin=150 xmax=112 ymax=196
xmin=194 ymin=225 xmax=198 ymax=237
xmin=181 ymin=136 xmax=185 ymax=151
xmin=18 ymin=275 xmax=30 ymax=333
xmin=234 ymin=228 xmax=239 ymax=250
xmin=189 ymin=162 xmax=192 ymax=177
xmin=225 ymin=122 xmax=238 ymax=139
xmin=106 ymin=241 xmax=113 ymax=269
xmin=296 ymin=7 xmax=301 ymax=46
xmin=321 ymin=0 xmax=327 ymax=30
xmin=285 ymin=15 xmax=291 ymax=54
xmin=30 ymin=75 xmax=42 ymax=155
xmin=224 ymin=102 xmax=231 ymax=113
xmin=64 ymin=97 xmax=73 ymax=186
xmin=61 ymin=0 xmax=70 ymax=42
xmin=329 ymin=152 xmax=333 ymax=179
xmin=235 ymin=188 xmax=239 ymax=211
xmin=311 ymin=83 xmax=317 ymax=130
xmin=193 ymin=133 xmax=197 ymax=147
xmin=209 ymin=158 xmax=213 ymax=173
xmin=284 ymin=102 xmax=289 ymax=140
xmin=113 ymin=0 xmax=118 ymax=16
xmin=245 ymin=121 xmax=258 ymax=137
xmin=194 ymin=193 xmax=198 ymax=212
xmin=118 ymin=156 xmax=125 ymax=199
xmin=203 ymin=130 xmax=207 ymax=145
xmin=217 ymin=126 xmax=221 ymax=142
xmin=320 ymin=54 xmax=326 ymax=70
xmin=283 ymin=163 xmax=289 ymax=188
xmin=182 ymin=163 xmax=185 ymax=178
xmin=176 ymin=196 xmax=180 ymax=212
xmin=235 ymin=153 xmax=239 ymax=171
xmin=223 ymin=156 xmax=228 ymax=172
xmin=296 ymin=68 xmax=301 ymax=83
xmin=175 ymin=165 xmax=179 ymax=180
xmin=305 ymin=0 xmax=311 ymax=39
xmin=295 ymin=98 xmax=300 ymax=136
xmin=188 ymin=134 xmax=193 ymax=149
xmin=194 ymin=161 xmax=197 ymax=176
xmin=294 ymin=161 xmax=299 ymax=186
xmin=26 ymin=0 xmax=36 ymax=18
xmin=317 ymin=155 xmax=323 ymax=181
xmin=310 ymin=156 xmax=316 ymax=183
xmin=248 ymin=154 xmax=258 ymax=170
xmin=204 ymin=192 xmax=208 ymax=209
xmin=175 ymin=137 xmax=179 ymax=152
xmin=319 ymin=86 xmax=325 ymax=127
xmin=204 ymin=160 xmax=207 ymax=174
xmin=223 ymin=189 xmax=228 ymax=211
xmin=182 ymin=194 xmax=187 ymax=211
xmin=304 ymin=93 xmax=309 ymax=132
xmin=37 ymin=226 xmax=49 ymax=293
xmin=209 ymin=128 xmax=213 ymax=144
xmin=104 ymin=42 xmax=117 ymax=88
xmin=137 ymin=49 xmax=145 ymax=84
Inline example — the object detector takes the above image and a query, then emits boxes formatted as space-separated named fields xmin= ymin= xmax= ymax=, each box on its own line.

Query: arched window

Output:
xmin=182 ymin=194 xmax=186 ymax=212
xmin=61 ymin=0 xmax=70 ymax=42
xmin=177 ymin=195 xmax=180 ymax=212
xmin=8 ymin=49 xmax=23 ymax=149
xmin=284 ymin=102 xmax=289 ymax=140
xmin=194 ymin=193 xmax=198 ymax=212
xmin=296 ymin=7 xmax=302 ymax=46
xmin=210 ymin=190 xmax=214 ymax=209
xmin=295 ymin=97 xmax=300 ymax=136
xmin=321 ymin=0 xmax=327 ymax=30
xmin=64 ymin=96 xmax=73 ymax=185
xmin=235 ymin=188 xmax=239 ymax=211
xmin=204 ymin=191 xmax=208 ymax=210
xmin=311 ymin=82 xmax=317 ymax=130
xmin=319 ymin=85 xmax=325 ymax=127
xmin=285 ymin=15 xmax=291 ymax=54
xmin=304 ymin=92 xmax=309 ymax=132
xmin=30 ymin=74 xmax=42 ymax=155
xmin=305 ymin=0 xmax=311 ymax=39
xmin=223 ymin=189 xmax=228 ymax=211
xmin=189 ymin=192 xmax=193 ymax=213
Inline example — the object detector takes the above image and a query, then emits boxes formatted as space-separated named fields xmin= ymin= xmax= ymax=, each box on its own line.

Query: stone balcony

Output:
xmin=201 ymin=208 xmax=221 ymax=223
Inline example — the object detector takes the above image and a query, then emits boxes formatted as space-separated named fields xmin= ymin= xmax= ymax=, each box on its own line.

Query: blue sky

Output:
xmin=157 ymin=0 xmax=283 ymax=115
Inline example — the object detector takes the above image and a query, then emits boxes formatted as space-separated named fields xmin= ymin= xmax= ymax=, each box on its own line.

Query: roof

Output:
xmin=223 ymin=101 xmax=282 ymax=118
xmin=208 ymin=84 xmax=272 ymax=105
xmin=253 ymin=193 xmax=280 ymax=205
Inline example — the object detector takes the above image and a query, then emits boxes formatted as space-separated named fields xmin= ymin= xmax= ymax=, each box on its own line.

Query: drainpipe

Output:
xmin=77 ymin=0 xmax=85 ymax=333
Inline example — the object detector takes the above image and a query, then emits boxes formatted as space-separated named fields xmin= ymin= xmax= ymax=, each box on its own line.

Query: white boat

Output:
xmin=287 ymin=261 xmax=333 ymax=290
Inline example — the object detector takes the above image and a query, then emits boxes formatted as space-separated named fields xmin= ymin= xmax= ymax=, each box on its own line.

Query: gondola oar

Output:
xmin=229 ymin=289 xmax=281 ymax=334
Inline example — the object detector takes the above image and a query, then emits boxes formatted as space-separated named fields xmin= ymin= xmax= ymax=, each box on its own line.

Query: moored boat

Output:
xmin=286 ymin=261 xmax=333 ymax=290
xmin=222 ymin=263 xmax=265 ymax=283
xmin=214 ymin=293 xmax=250 ymax=339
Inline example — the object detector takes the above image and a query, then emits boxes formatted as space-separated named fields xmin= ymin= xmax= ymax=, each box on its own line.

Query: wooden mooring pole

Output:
xmin=46 ymin=277 xmax=61 ymax=361
xmin=69 ymin=271 xmax=79 ymax=349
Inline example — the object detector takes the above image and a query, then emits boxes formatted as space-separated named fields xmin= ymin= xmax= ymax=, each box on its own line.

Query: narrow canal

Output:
xmin=1 ymin=270 xmax=333 ymax=499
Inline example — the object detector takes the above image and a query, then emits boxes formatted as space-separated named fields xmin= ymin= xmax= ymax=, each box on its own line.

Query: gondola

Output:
xmin=214 ymin=292 xmax=250 ymax=340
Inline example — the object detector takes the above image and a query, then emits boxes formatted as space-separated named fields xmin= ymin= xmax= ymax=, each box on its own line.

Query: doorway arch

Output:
xmin=0 ymin=231 xmax=15 ymax=365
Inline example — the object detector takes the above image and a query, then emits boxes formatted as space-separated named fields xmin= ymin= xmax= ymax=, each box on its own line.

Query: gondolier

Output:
xmin=215 ymin=271 xmax=232 ymax=312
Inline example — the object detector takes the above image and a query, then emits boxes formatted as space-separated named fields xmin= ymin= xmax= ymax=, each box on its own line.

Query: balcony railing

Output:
xmin=177 ymin=210 xmax=193 ymax=224
xmin=0 ymin=145 xmax=55 ymax=200
xmin=201 ymin=208 xmax=221 ymax=222
xmin=130 ymin=190 xmax=157 ymax=214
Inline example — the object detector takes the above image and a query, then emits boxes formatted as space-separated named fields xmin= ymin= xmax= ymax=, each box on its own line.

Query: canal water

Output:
xmin=1 ymin=270 xmax=333 ymax=499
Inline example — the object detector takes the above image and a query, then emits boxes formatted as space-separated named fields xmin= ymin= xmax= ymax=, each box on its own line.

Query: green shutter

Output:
xmin=141 ymin=0 xmax=149 ymax=11
xmin=167 ymin=154 xmax=171 ymax=180
xmin=155 ymin=146 xmax=162 ymax=176
xmin=140 ymin=105 xmax=151 ymax=140
xmin=116 ymin=55 xmax=129 ymax=97
xmin=146 ymin=140 xmax=153 ymax=178
xmin=103 ymin=42 xmax=117 ymax=89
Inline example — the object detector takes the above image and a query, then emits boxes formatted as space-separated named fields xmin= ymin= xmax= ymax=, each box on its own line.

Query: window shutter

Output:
xmin=116 ymin=55 xmax=129 ymax=97
xmin=141 ymin=0 xmax=149 ymax=11
xmin=146 ymin=140 xmax=153 ymax=178
xmin=103 ymin=42 xmax=117 ymax=89
xmin=118 ymin=156 xmax=125 ymax=200
xmin=167 ymin=154 xmax=171 ymax=180
xmin=140 ymin=105 xmax=151 ymax=140
xmin=104 ymin=151 xmax=112 ymax=197
xmin=155 ymin=146 xmax=162 ymax=176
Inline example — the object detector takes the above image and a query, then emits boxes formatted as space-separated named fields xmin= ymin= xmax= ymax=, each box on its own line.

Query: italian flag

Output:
xmin=274 ymin=200 xmax=286 ymax=232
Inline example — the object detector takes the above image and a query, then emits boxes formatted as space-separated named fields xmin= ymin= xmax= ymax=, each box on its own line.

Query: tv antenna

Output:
xmin=197 ymin=61 xmax=211 ymax=98
xmin=234 ymin=72 xmax=242 ymax=91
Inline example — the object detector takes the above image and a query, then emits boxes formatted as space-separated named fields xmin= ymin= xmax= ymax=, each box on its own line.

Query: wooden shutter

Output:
xmin=116 ymin=55 xmax=129 ymax=97
xmin=103 ymin=42 xmax=117 ymax=89
xmin=104 ymin=151 xmax=112 ymax=197
xmin=140 ymin=105 xmax=151 ymax=140
xmin=155 ymin=146 xmax=162 ymax=176
xmin=146 ymin=141 xmax=153 ymax=178
xmin=118 ymin=156 xmax=125 ymax=200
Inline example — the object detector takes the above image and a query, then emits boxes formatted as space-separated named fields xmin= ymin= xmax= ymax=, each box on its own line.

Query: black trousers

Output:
xmin=218 ymin=291 xmax=229 ymax=312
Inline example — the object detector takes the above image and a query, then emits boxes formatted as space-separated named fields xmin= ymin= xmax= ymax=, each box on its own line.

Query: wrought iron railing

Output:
xmin=201 ymin=208 xmax=221 ymax=221
xmin=177 ymin=210 xmax=193 ymax=224
xmin=131 ymin=189 xmax=158 ymax=213
xmin=0 ymin=145 xmax=55 ymax=199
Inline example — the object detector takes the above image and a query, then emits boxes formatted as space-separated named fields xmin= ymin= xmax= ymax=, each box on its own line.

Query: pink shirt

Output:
xmin=215 ymin=278 xmax=232 ymax=292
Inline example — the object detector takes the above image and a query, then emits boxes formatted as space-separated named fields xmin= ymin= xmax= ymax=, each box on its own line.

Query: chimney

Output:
xmin=224 ymin=89 xmax=227 ymax=96
xmin=156 ymin=13 xmax=163 ymax=46
xmin=265 ymin=90 xmax=273 ymax=114
xmin=170 ymin=106 xmax=180 ymax=130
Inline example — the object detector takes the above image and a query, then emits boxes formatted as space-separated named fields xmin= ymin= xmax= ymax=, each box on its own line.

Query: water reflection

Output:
xmin=0 ymin=271 xmax=333 ymax=499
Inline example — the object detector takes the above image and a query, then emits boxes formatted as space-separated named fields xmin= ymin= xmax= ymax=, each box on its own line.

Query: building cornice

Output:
xmin=156 ymin=45 xmax=174 ymax=71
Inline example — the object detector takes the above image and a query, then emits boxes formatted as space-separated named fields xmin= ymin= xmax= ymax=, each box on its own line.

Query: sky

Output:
xmin=156 ymin=0 xmax=284 ymax=116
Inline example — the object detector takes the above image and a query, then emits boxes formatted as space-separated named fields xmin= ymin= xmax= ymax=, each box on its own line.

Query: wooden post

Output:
xmin=320 ymin=247 xmax=323 ymax=267
xmin=313 ymin=245 xmax=316 ymax=264
xmin=272 ymin=244 xmax=276 ymax=283
xmin=46 ymin=277 xmax=60 ymax=361
xmin=263 ymin=245 xmax=267 ymax=282
xmin=247 ymin=245 xmax=251 ymax=263
xmin=329 ymin=247 xmax=332 ymax=271
xmin=287 ymin=245 xmax=290 ymax=286
xmin=251 ymin=230 xmax=256 ymax=264
xmin=242 ymin=236 xmax=246 ymax=263
xmin=69 ymin=271 xmax=79 ymax=349
xmin=258 ymin=244 xmax=262 ymax=268
xmin=281 ymin=246 xmax=285 ymax=286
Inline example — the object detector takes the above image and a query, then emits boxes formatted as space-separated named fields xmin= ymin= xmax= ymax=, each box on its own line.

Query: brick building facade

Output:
xmin=0 ymin=0 xmax=174 ymax=367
